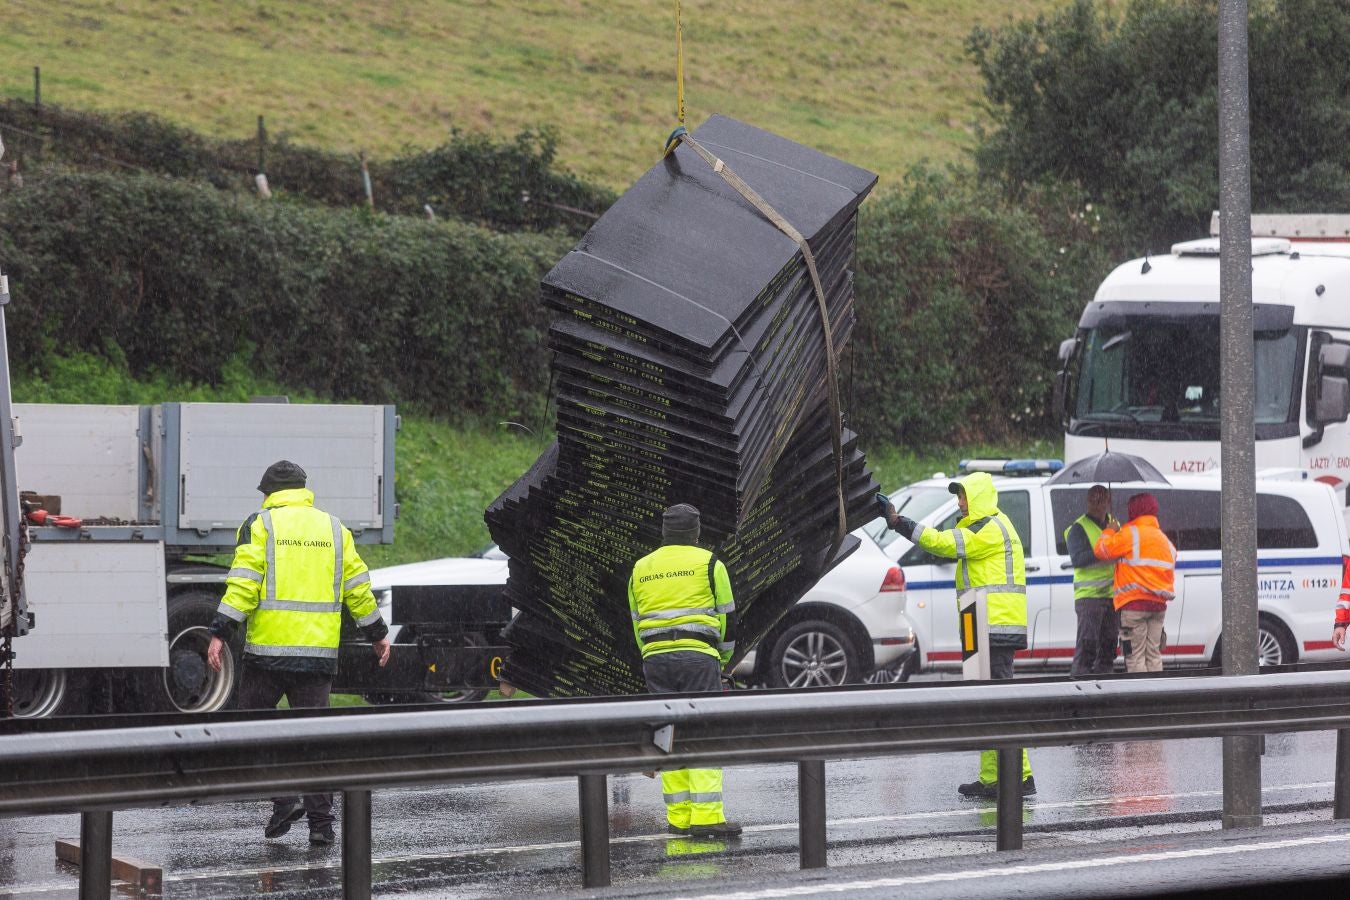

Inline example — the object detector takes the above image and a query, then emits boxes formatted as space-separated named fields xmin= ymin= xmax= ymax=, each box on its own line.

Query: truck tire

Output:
xmin=7 ymin=668 xmax=72 ymax=718
xmin=765 ymin=619 xmax=861 ymax=688
xmin=139 ymin=591 xmax=242 ymax=713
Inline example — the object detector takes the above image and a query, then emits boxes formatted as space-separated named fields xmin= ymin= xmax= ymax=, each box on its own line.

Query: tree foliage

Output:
xmin=969 ymin=0 xmax=1350 ymax=250
xmin=850 ymin=167 xmax=1113 ymax=445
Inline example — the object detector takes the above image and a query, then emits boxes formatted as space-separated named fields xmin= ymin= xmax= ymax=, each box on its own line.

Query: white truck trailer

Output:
xmin=1055 ymin=213 xmax=1350 ymax=514
xmin=6 ymin=401 xmax=398 ymax=717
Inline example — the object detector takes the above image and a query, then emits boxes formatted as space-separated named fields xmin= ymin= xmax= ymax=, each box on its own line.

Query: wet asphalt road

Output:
xmin=0 ymin=728 xmax=1343 ymax=898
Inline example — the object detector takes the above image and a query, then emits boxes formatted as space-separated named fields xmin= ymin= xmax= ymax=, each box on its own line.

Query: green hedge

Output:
xmin=0 ymin=166 xmax=1114 ymax=446
xmin=0 ymin=100 xmax=615 ymax=235
xmin=0 ymin=172 xmax=569 ymax=423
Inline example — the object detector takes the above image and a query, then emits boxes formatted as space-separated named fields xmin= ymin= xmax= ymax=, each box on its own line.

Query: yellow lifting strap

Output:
xmin=662 ymin=127 xmax=849 ymax=552
xmin=675 ymin=0 xmax=686 ymax=127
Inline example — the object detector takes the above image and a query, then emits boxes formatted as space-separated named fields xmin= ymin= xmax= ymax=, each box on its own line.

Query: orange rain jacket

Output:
xmin=1093 ymin=515 xmax=1177 ymax=612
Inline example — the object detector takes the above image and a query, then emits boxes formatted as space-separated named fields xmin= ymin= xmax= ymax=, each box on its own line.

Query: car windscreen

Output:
xmin=1074 ymin=321 xmax=1300 ymax=427
xmin=1050 ymin=488 xmax=1318 ymax=552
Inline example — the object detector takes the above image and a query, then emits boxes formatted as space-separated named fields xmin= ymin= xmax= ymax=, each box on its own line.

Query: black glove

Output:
xmin=892 ymin=515 xmax=918 ymax=541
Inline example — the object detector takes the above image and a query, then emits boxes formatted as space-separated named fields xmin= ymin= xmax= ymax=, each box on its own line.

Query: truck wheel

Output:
xmin=141 ymin=591 xmax=241 ymax=713
xmin=766 ymin=620 xmax=860 ymax=688
xmin=8 ymin=668 xmax=69 ymax=718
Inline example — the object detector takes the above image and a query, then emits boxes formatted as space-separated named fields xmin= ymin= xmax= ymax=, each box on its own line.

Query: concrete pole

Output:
xmin=1218 ymin=0 xmax=1262 ymax=830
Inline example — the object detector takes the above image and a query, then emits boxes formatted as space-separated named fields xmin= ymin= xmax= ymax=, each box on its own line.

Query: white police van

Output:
xmin=861 ymin=459 xmax=1349 ymax=672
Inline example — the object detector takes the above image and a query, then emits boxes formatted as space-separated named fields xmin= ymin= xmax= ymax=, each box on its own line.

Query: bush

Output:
xmin=849 ymin=167 xmax=1112 ymax=445
xmin=968 ymin=0 xmax=1350 ymax=251
xmin=0 ymin=100 xmax=615 ymax=235
xmin=0 ymin=172 xmax=571 ymax=423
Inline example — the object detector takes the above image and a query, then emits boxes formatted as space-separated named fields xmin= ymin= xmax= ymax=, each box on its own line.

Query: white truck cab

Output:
xmin=1056 ymin=214 xmax=1350 ymax=524
xmin=863 ymin=459 xmax=1349 ymax=672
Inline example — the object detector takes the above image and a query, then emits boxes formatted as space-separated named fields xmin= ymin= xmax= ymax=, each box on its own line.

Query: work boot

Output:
xmin=688 ymin=821 xmax=743 ymax=838
xmin=667 ymin=824 xmax=690 ymax=835
xmin=264 ymin=801 xmax=305 ymax=838
xmin=958 ymin=779 xmax=1036 ymax=799
xmin=309 ymin=823 xmax=335 ymax=846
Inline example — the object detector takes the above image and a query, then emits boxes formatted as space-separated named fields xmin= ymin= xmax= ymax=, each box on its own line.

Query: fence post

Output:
xmin=577 ymin=773 xmax=610 ymax=888
xmin=256 ymin=115 xmax=266 ymax=174
xmin=342 ymin=790 xmax=372 ymax=900
xmin=996 ymin=748 xmax=1023 ymax=851
xmin=360 ymin=150 xmax=374 ymax=209
xmin=1336 ymin=729 xmax=1350 ymax=820
xmin=798 ymin=759 xmax=827 ymax=868
xmin=78 ymin=810 xmax=112 ymax=900
xmin=33 ymin=67 xmax=40 ymax=109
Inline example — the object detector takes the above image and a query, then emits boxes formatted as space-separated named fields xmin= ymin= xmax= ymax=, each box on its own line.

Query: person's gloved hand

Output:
xmin=891 ymin=515 xmax=918 ymax=541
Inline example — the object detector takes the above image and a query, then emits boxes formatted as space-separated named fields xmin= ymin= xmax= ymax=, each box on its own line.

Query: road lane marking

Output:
xmin=677 ymin=831 xmax=1350 ymax=899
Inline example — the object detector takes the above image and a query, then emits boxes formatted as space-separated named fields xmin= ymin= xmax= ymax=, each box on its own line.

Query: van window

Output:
xmin=898 ymin=489 xmax=1032 ymax=566
xmin=1051 ymin=488 xmax=1317 ymax=552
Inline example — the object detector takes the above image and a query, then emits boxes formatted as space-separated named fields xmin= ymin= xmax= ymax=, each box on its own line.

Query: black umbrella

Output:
xmin=1044 ymin=450 xmax=1170 ymax=486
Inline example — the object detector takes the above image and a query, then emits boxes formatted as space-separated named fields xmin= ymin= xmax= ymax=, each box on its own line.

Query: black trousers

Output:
xmin=237 ymin=664 xmax=335 ymax=826
xmin=642 ymin=650 xmax=722 ymax=694
xmin=1071 ymin=597 xmax=1121 ymax=676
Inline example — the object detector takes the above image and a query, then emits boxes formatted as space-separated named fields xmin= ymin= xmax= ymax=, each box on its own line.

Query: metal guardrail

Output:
xmin=3 ymin=670 xmax=1350 ymax=898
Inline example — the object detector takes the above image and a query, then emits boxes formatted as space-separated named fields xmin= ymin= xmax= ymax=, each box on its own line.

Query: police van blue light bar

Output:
xmin=958 ymin=458 xmax=1064 ymax=476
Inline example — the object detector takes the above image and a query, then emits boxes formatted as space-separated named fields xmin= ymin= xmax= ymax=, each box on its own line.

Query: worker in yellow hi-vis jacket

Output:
xmin=628 ymin=504 xmax=742 ymax=838
xmin=206 ymin=460 xmax=391 ymax=846
xmin=885 ymin=471 xmax=1034 ymax=799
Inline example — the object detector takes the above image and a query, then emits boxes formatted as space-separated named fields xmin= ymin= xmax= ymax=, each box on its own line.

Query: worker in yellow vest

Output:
xmin=628 ymin=504 xmax=741 ymax=837
xmin=1064 ymin=485 xmax=1120 ymax=675
xmin=886 ymin=472 xmax=1034 ymax=798
xmin=206 ymin=460 xmax=391 ymax=846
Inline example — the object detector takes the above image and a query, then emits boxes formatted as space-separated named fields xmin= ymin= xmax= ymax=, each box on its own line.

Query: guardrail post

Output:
xmin=996 ymin=748 xmax=1023 ymax=851
xmin=798 ymin=759 xmax=827 ymax=869
xmin=1336 ymin=729 xmax=1350 ymax=820
xmin=78 ymin=811 xmax=112 ymax=900
xmin=577 ymin=773 xmax=610 ymax=888
xmin=342 ymin=790 xmax=372 ymax=900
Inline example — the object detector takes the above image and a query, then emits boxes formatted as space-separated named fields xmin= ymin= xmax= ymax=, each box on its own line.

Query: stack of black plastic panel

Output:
xmin=487 ymin=115 xmax=881 ymax=697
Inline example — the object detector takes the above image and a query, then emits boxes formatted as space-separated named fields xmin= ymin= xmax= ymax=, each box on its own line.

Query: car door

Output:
xmin=995 ymin=488 xmax=1051 ymax=667
xmin=1045 ymin=485 xmax=1116 ymax=667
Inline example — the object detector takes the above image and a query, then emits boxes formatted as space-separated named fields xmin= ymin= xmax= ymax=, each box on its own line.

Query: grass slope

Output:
xmin=2 ymin=0 xmax=1058 ymax=189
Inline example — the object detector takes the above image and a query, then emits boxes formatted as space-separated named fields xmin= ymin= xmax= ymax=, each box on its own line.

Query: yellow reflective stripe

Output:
xmin=228 ymin=567 xmax=263 ymax=583
xmin=216 ymin=602 xmax=248 ymax=622
xmin=258 ymin=599 xmax=342 ymax=613
xmin=330 ymin=516 xmax=344 ymax=605
xmin=261 ymin=510 xmax=277 ymax=602
xmin=244 ymin=642 xmax=339 ymax=659
xmin=638 ymin=606 xmax=716 ymax=621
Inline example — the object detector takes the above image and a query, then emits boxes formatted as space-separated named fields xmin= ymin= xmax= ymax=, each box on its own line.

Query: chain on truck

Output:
xmin=0 ymin=274 xmax=509 ymax=719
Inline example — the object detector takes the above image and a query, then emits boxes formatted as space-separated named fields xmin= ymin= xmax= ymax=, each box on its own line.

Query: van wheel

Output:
xmin=138 ymin=591 xmax=242 ymax=713
xmin=766 ymin=620 xmax=860 ymax=688
xmin=1257 ymin=615 xmax=1297 ymax=667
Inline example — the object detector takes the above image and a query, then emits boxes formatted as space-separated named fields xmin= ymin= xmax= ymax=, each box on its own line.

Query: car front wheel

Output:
xmin=766 ymin=620 xmax=860 ymax=688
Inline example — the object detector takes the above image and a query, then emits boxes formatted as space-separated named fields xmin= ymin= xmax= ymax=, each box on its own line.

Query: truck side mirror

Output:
xmin=1315 ymin=375 xmax=1350 ymax=425
xmin=1321 ymin=343 xmax=1350 ymax=371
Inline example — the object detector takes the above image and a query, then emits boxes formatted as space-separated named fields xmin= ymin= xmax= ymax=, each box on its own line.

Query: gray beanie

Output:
xmin=662 ymin=503 xmax=701 ymax=545
xmin=257 ymin=460 xmax=307 ymax=494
